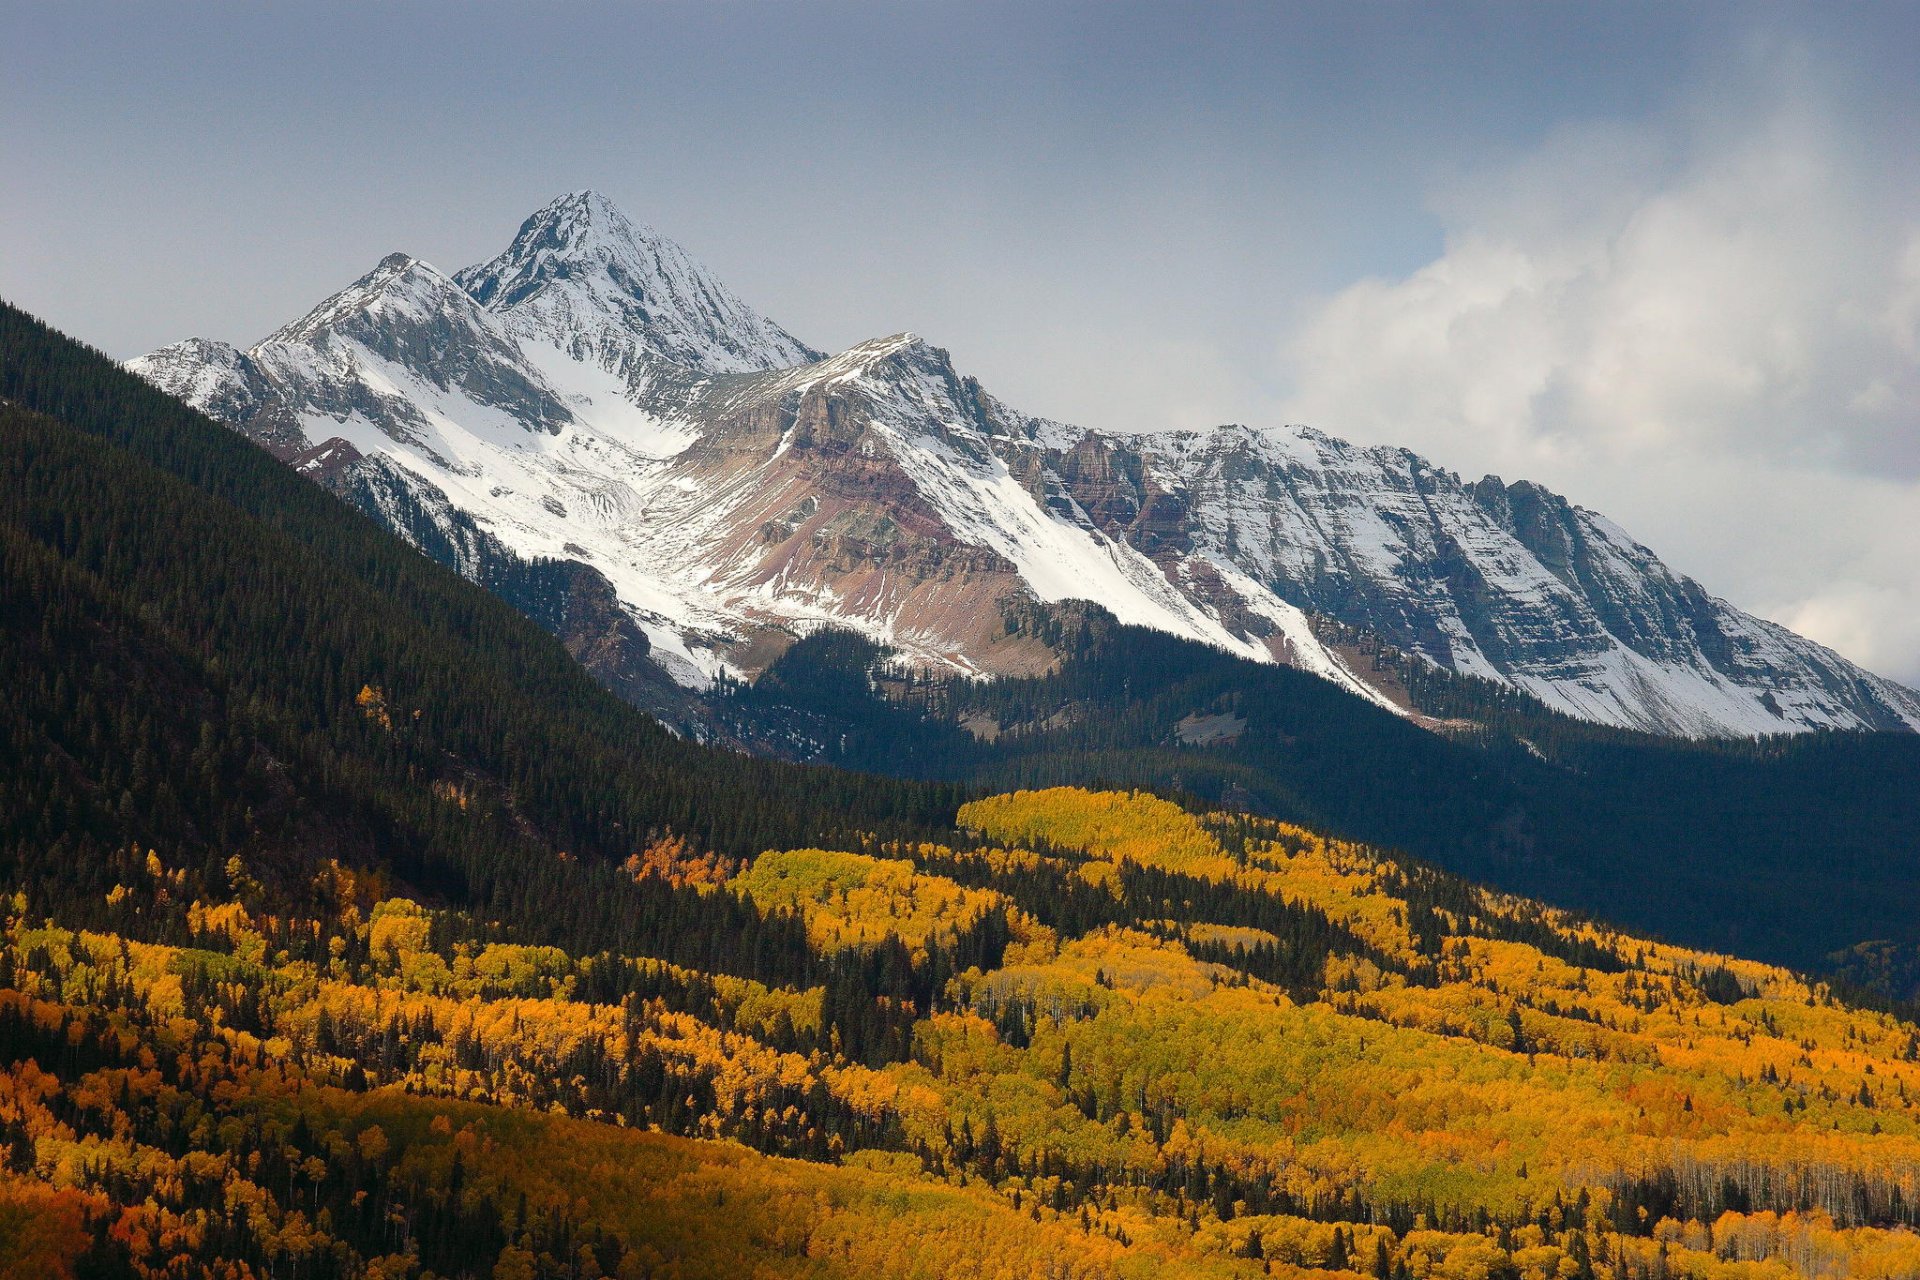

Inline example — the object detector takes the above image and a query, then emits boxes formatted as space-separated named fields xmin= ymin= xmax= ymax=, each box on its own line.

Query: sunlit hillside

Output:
xmin=7 ymin=787 xmax=1920 ymax=1279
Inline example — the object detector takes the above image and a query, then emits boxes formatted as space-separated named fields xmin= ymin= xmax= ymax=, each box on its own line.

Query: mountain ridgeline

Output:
xmin=131 ymin=190 xmax=1920 ymax=739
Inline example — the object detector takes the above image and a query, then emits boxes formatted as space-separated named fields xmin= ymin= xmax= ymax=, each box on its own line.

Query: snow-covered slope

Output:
xmin=130 ymin=191 xmax=1920 ymax=738
xmin=1090 ymin=424 xmax=1920 ymax=736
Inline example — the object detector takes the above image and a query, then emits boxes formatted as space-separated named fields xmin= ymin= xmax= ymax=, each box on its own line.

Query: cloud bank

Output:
xmin=1281 ymin=50 xmax=1920 ymax=683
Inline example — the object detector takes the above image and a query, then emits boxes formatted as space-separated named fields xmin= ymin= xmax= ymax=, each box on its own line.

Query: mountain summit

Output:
xmin=456 ymin=190 xmax=819 ymax=376
xmin=130 ymin=193 xmax=1920 ymax=737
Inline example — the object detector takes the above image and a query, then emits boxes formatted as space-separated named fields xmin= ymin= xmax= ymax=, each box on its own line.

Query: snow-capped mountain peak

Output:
xmin=240 ymin=248 xmax=582 ymax=450
xmin=128 ymin=194 xmax=1920 ymax=738
xmin=454 ymin=190 xmax=819 ymax=376
xmin=267 ymin=252 xmax=430 ymax=342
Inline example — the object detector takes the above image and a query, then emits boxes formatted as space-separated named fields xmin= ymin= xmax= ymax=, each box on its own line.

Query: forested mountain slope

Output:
xmin=720 ymin=624 xmax=1920 ymax=976
xmin=8 ymin=787 xmax=1920 ymax=1279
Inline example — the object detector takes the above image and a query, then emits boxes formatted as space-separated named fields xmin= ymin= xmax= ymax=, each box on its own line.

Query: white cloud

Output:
xmin=1280 ymin=50 xmax=1920 ymax=683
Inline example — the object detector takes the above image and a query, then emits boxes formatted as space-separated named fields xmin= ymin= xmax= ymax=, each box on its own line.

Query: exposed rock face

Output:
xmin=1052 ymin=434 xmax=1193 ymax=558
xmin=290 ymin=436 xmax=364 ymax=482
xmin=129 ymin=337 xmax=309 ymax=457
xmin=129 ymin=191 xmax=1920 ymax=738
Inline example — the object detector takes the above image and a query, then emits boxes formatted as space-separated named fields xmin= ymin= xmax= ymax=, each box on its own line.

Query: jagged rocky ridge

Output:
xmin=131 ymin=191 xmax=1920 ymax=738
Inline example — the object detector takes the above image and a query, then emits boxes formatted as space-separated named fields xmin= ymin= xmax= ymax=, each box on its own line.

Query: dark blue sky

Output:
xmin=5 ymin=1 xmax=1918 ymax=676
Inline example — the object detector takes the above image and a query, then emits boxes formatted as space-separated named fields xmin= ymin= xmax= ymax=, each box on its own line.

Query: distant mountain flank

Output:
xmin=132 ymin=190 xmax=1920 ymax=738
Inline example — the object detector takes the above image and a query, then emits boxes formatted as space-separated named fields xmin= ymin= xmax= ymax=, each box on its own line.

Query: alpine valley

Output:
xmin=132 ymin=192 xmax=1920 ymax=742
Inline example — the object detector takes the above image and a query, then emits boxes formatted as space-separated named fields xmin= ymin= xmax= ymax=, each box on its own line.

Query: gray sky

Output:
xmin=6 ymin=1 xmax=1918 ymax=681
